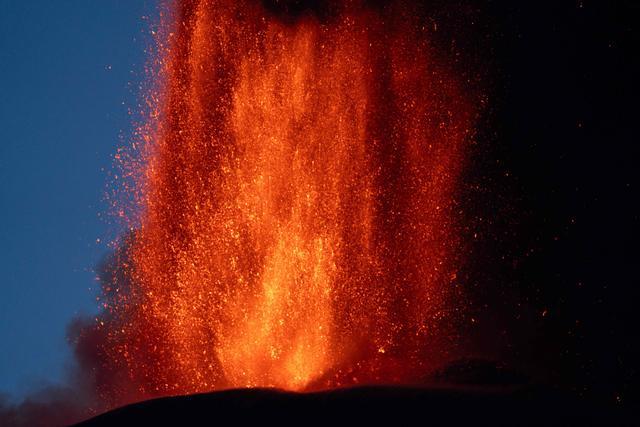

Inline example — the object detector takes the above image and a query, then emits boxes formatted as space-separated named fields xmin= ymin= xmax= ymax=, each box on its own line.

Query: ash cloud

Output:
xmin=0 ymin=238 xmax=136 ymax=427
xmin=0 ymin=385 xmax=91 ymax=427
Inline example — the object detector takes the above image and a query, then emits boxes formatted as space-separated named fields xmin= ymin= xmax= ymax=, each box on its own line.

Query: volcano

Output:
xmin=75 ymin=385 xmax=632 ymax=426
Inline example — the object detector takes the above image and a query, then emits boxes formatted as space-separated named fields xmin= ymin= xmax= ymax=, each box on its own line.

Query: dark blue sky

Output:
xmin=0 ymin=0 xmax=156 ymax=400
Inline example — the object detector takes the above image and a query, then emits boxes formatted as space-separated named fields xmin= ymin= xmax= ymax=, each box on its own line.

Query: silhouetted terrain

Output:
xmin=76 ymin=385 xmax=636 ymax=426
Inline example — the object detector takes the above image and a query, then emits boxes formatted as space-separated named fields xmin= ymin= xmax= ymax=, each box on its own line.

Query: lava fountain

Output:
xmin=97 ymin=0 xmax=477 ymax=408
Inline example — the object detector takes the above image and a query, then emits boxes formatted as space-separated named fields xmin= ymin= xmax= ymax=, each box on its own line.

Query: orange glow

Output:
xmin=101 ymin=0 xmax=476 ymax=407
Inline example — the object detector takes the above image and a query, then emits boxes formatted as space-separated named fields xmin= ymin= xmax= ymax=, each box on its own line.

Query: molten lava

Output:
xmin=99 ymin=0 xmax=476 ymax=407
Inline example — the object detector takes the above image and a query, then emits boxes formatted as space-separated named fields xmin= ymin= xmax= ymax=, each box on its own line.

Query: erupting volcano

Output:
xmin=93 ymin=0 xmax=477 ymax=409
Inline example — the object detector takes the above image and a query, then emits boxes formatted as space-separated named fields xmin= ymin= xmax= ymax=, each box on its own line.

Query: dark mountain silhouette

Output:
xmin=74 ymin=385 xmax=635 ymax=426
xmin=75 ymin=360 xmax=636 ymax=426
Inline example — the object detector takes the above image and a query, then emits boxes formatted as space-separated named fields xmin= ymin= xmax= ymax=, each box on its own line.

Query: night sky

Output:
xmin=470 ymin=0 xmax=639 ymax=403
xmin=0 ymin=0 xmax=154 ymax=400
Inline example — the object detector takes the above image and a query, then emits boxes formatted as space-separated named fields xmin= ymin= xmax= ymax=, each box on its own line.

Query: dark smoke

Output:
xmin=0 ymin=237 xmax=137 ymax=427
xmin=0 ymin=385 xmax=90 ymax=427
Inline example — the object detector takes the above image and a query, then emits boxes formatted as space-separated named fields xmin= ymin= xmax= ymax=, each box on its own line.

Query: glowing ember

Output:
xmin=99 ymin=0 xmax=476 ymax=407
